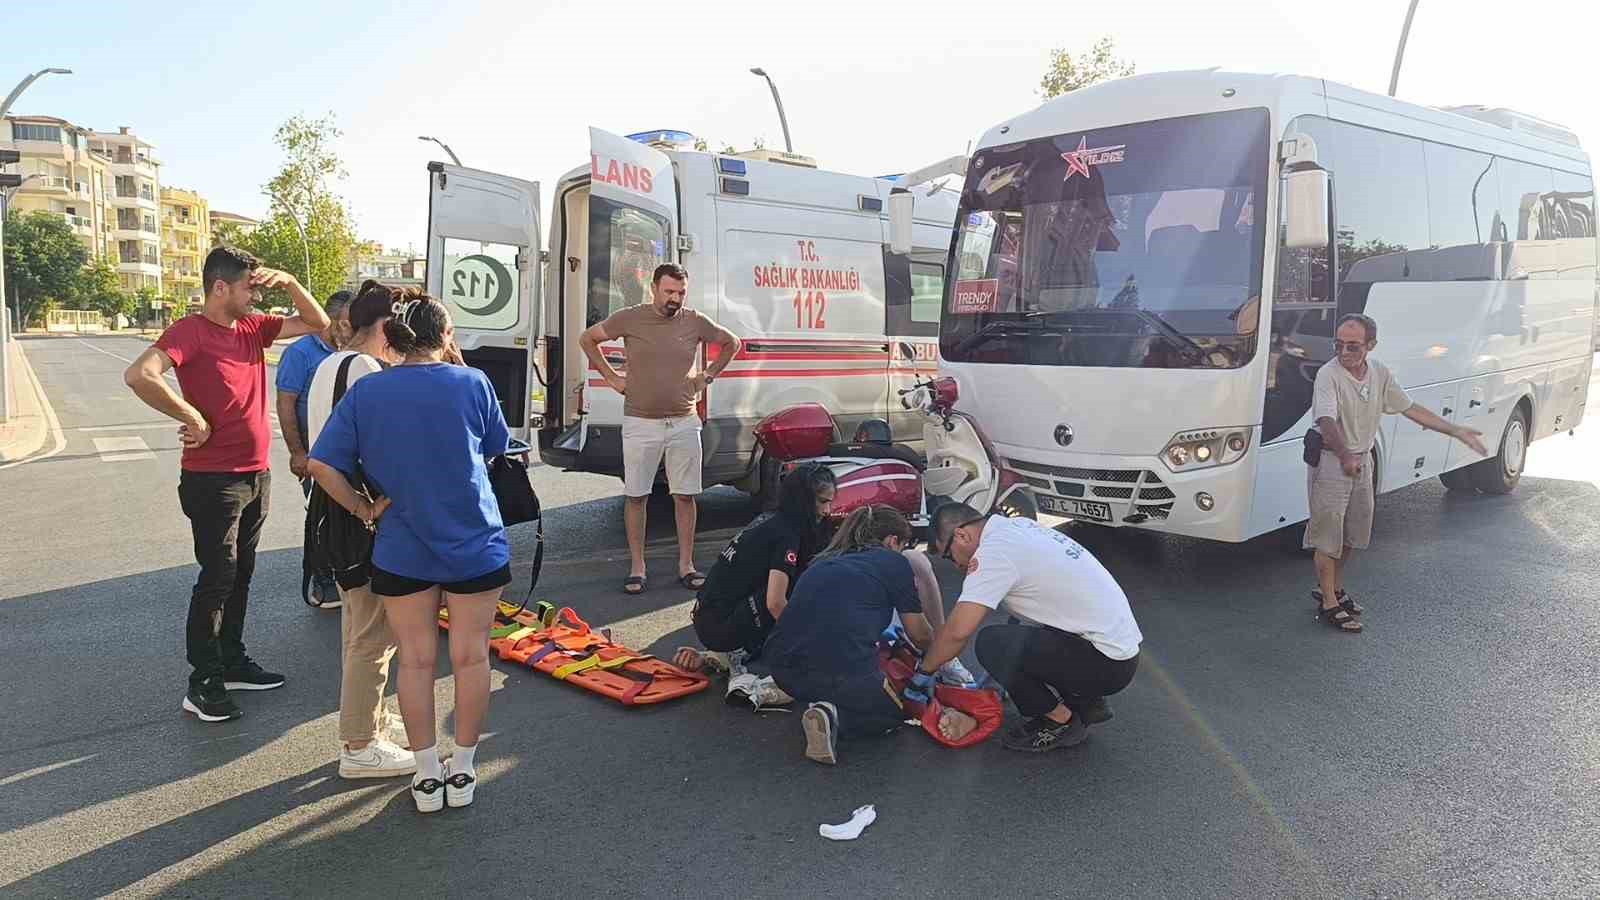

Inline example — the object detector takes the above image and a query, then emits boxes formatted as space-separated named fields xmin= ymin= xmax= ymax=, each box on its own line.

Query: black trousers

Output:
xmin=691 ymin=592 xmax=773 ymax=657
xmin=974 ymin=623 xmax=1138 ymax=719
xmin=179 ymin=470 xmax=270 ymax=686
xmin=771 ymin=666 xmax=905 ymax=740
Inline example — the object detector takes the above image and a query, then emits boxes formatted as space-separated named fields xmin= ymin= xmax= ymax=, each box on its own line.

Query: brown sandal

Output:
xmin=1317 ymin=603 xmax=1363 ymax=633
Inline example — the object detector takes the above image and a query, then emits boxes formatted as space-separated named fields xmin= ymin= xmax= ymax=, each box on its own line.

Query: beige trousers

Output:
xmin=339 ymin=581 xmax=398 ymax=743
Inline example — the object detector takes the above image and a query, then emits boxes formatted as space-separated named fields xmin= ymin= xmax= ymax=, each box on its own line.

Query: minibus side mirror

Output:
xmin=888 ymin=189 xmax=914 ymax=256
xmin=1283 ymin=167 xmax=1330 ymax=250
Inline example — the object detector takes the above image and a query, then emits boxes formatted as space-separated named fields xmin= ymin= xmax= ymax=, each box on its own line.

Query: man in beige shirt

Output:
xmin=1305 ymin=313 xmax=1486 ymax=633
xmin=580 ymin=264 xmax=741 ymax=595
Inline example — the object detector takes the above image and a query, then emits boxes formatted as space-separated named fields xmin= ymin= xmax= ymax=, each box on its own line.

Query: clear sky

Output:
xmin=7 ymin=0 xmax=1593 ymax=253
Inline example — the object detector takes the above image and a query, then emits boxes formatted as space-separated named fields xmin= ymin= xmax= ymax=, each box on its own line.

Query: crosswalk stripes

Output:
xmin=91 ymin=436 xmax=157 ymax=463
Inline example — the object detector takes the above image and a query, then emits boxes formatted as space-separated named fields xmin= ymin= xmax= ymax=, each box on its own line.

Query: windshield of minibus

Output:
xmin=941 ymin=108 xmax=1270 ymax=369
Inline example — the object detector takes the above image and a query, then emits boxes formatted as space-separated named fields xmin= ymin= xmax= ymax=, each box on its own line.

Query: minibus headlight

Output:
xmin=1160 ymin=426 xmax=1254 ymax=473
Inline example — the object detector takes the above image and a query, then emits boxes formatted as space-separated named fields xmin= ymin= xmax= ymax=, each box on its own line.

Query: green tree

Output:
xmin=131 ymin=286 xmax=161 ymax=325
xmin=1039 ymin=36 xmax=1136 ymax=99
xmin=228 ymin=113 xmax=358 ymax=304
xmin=3 ymin=209 xmax=88 ymax=326
xmin=76 ymin=256 xmax=132 ymax=321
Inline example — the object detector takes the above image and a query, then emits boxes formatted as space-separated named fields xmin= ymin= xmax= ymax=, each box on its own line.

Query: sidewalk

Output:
xmin=0 ymin=339 xmax=57 ymax=464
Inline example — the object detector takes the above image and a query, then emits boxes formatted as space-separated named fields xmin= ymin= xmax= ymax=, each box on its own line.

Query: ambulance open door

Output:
xmin=424 ymin=162 xmax=542 ymax=440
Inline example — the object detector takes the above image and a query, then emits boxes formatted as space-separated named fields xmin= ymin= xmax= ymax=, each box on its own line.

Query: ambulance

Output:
xmin=423 ymin=127 xmax=960 ymax=503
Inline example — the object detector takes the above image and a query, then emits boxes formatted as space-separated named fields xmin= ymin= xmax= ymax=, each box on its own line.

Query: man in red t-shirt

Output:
xmin=125 ymin=246 xmax=331 ymax=723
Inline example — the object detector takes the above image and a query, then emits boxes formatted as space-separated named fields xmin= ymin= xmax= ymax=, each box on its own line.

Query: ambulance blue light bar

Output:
xmin=626 ymin=130 xmax=697 ymax=147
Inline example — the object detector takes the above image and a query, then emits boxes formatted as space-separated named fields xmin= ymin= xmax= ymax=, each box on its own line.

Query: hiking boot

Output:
xmin=802 ymin=702 xmax=839 ymax=765
xmin=182 ymin=678 xmax=242 ymax=723
xmin=338 ymin=739 xmax=417 ymax=780
xmin=222 ymin=657 xmax=285 ymax=691
xmin=1001 ymin=715 xmax=1088 ymax=752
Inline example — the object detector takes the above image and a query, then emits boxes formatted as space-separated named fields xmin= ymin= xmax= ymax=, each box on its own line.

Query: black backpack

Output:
xmin=302 ymin=356 xmax=376 ymax=604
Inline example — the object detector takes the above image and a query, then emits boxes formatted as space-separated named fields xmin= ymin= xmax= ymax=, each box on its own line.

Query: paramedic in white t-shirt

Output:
xmin=915 ymin=502 xmax=1143 ymax=754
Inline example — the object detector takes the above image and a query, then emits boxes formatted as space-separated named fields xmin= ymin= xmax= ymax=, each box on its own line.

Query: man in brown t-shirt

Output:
xmin=580 ymin=264 xmax=741 ymax=595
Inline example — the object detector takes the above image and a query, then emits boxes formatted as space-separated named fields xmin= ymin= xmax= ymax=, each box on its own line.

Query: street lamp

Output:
xmin=748 ymin=67 xmax=794 ymax=153
xmin=266 ymin=190 xmax=312 ymax=299
xmin=417 ymin=135 xmax=462 ymax=166
xmin=1 ymin=66 xmax=72 ymax=424
xmin=1388 ymin=0 xmax=1421 ymax=97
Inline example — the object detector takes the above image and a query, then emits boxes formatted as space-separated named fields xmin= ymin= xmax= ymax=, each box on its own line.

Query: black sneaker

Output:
xmin=1001 ymin=715 xmax=1088 ymax=752
xmin=182 ymin=679 xmax=242 ymax=723
xmin=222 ymin=658 xmax=285 ymax=691
xmin=1072 ymin=697 xmax=1114 ymax=725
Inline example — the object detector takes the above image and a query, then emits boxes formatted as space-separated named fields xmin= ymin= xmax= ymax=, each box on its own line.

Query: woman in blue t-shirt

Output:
xmin=308 ymin=293 xmax=510 ymax=814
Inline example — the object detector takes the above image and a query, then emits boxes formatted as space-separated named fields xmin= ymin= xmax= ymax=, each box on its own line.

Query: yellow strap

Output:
xmin=552 ymin=653 xmax=640 ymax=680
xmin=502 ymin=627 xmax=537 ymax=644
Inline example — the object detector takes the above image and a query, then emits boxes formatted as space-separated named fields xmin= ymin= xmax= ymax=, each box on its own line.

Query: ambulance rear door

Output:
xmin=424 ymin=162 xmax=542 ymax=440
xmin=578 ymin=128 xmax=679 ymax=440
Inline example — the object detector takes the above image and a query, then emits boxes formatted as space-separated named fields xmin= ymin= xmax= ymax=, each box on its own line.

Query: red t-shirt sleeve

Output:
xmin=154 ymin=319 xmax=195 ymax=367
xmin=253 ymin=314 xmax=286 ymax=347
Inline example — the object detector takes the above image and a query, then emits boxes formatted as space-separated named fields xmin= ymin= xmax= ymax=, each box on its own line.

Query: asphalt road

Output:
xmin=2 ymin=333 xmax=1597 ymax=899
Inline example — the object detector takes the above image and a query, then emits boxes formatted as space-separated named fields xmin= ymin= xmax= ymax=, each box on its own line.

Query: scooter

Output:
xmin=751 ymin=376 xmax=1036 ymax=533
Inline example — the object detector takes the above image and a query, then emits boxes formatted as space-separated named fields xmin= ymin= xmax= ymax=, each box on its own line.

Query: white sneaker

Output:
xmin=411 ymin=770 xmax=446 ymax=813
xmin=339 ymin=739 xmax=417 ymax=780
xmin=444 ymin=757 xmax=476 ymax=808
xmin=937 ymin=658 xmax=980 ymax=688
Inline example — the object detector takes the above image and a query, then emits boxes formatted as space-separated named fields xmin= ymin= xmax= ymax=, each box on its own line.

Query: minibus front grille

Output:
xmin=1092 ymin=486 xmax=1135 ymax=500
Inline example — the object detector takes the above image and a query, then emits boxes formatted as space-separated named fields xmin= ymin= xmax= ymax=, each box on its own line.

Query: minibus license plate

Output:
xmin=1038 ymin=496 xmax=1112 ymax=522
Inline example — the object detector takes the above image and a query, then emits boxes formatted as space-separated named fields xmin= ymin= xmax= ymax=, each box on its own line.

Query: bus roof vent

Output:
xmin=732 ymin=148 xmax=818 ymax=169
xmin=1439 ymin=105 xmax=1582 ymax=148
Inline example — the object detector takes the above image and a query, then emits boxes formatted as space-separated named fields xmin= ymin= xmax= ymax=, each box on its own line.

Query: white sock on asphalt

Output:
xmin=452 ymin=742 xmax=477 ymax=776
xmin=414 ymin=745 xmax=442 ymax=783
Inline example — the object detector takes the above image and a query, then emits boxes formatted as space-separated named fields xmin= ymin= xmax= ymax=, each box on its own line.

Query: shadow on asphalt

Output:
xmin=3 ymin=477 xmax=1599 ymax=897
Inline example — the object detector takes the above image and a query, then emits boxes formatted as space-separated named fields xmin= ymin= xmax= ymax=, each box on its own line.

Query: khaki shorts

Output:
xmin=1304 ymin=451 xmax=1375 ymax=557
xmin=622 ymin=414 xmax=703 ymax=497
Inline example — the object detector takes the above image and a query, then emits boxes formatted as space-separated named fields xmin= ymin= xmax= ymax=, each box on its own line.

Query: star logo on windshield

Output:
xmin=1061 ymin=136 xmax=1128 ymax=181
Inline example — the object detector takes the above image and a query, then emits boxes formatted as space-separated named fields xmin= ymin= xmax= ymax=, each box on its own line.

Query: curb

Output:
xmin=0 ymin=340 xmax=62 ymax=466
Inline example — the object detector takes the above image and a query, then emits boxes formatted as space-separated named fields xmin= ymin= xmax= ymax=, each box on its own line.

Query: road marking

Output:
xmin=78 ymin=423 xmax=176 ymax=433
xmin=73 ymin=337 xmax=178 ymax=383
xmin=0 ymin=754 xmax=98 ymax=788
xmin=0 ymin=342 xmax=68 ymax=472
xmin=93 ymin=436 xmax=156 ymax=462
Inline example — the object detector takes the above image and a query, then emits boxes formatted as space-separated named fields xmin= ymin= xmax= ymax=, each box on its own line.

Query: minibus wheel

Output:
xmin=1470 ymin=404 xmax=1528 ymax=495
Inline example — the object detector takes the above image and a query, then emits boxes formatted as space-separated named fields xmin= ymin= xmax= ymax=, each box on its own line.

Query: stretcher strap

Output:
xmin=526 ymin=642 xmax=565 ymax=666
xmin=552 ymin=652 xmax=641 ymax=680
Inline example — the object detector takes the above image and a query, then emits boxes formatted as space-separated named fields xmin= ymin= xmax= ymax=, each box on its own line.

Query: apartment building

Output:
xmin=208 ymin=209 xmax=259 ymax=242
xmin=347 ymin=242 xmax=426 ymax=292
xmin=160 ymin=187 xmax=210 ymax=304
xmin=0 ymin=115 xmax=115 ymax=263
xmin=88 ymin=127 xmax=162 ymax=293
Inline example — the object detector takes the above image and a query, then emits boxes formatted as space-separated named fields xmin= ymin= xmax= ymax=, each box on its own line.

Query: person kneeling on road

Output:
xmin=673 ymin=464 xmax=836 ymax=679
xmin=763 ymin=506 xmax=974 ymax=765
xmin=916 ymin=503 xmax=1143 ymax=754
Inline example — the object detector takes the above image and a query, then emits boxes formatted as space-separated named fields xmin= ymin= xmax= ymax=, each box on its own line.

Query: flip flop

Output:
xmin=678 ymin=571 xmax=707 ymax=591
xmin=622 ymin=575 xmax=646 ymax=595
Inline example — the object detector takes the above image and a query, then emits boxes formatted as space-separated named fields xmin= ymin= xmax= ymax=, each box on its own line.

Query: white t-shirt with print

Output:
xmin=957 ymin=515 xmax=1143 ymax=660
xmin=306 ymin=351 xmax=384 ymax=450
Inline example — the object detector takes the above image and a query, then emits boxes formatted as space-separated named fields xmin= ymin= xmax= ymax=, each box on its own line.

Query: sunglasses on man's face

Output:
xmin=939 ymin=517 xmax=987 ymax=560
xmin=1336 ymin=341 xmax=1368 ymax=353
